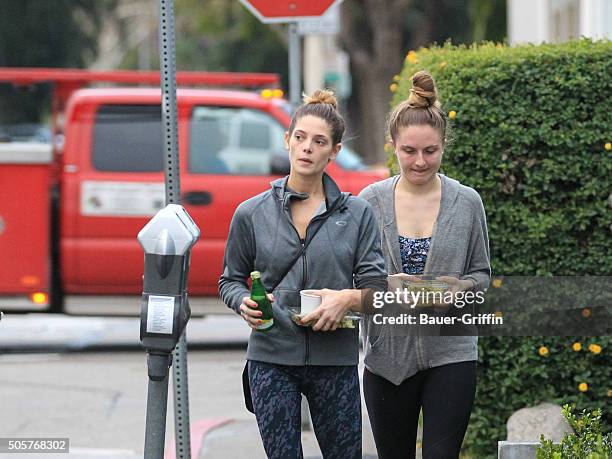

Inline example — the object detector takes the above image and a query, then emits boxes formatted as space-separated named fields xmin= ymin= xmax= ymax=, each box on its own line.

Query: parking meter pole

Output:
xmin=144 ymin=353 xmax=172 ymax=459
xmin=139 ymin=213 xmax=198 ymax=459
xmin=288 ymin=22 xmax=301 ymax=109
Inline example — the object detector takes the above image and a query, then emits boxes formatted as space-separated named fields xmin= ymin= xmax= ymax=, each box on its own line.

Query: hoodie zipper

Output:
xmin=302 ymin=241 xmax=310 ymax=365
xmin=282 ymin=194 xmax=342 ymax=366
xmin=284 ymin=205 xmax=311 ymax=365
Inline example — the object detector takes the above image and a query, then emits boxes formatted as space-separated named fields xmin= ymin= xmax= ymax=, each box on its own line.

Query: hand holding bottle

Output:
xmin=240 ymin=271 xmax=275 ymax=331
xmin=240 ymin=294 xmax=275 ymax=330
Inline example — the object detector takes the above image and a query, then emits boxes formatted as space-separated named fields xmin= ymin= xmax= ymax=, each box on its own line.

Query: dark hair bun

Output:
xmin=407 ymin=71 xmax=439 ymax=108
xmin=303 ymin=89 xmax=338 ymax=110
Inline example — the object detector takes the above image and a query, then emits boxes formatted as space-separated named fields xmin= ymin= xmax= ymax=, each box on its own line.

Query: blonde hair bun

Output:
xmin=303 ymin=89 xmax=338 ymax=110
xmin=407 ymin=71 xmax=440 ymax=109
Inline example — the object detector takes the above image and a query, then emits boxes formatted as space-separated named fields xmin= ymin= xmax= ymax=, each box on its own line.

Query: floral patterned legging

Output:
xmin=248 ymin=360 xmax=361 ymax=459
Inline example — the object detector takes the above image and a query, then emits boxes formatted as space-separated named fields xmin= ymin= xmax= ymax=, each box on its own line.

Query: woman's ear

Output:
xmin=284 ymin=131 xmax=290 ymax=149
xmin=329 ymin=143 xmax=341 ymax=162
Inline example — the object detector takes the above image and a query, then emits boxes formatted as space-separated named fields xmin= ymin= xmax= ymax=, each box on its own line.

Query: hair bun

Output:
xmin=303 ymin=89 xmax=338 ymax=110
xmin=407 ymin=71 xmax=439 ymax=108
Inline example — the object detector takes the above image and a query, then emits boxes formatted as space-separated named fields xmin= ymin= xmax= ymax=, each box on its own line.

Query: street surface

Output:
xmin=0 ymin=307 xmax=391 ymax=458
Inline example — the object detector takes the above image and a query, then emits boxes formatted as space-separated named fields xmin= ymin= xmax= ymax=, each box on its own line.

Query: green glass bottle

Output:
xmin=250 ymin=271 xmax=274 ymax=331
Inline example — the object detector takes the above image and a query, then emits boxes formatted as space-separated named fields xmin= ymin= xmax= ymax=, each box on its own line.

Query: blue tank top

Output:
xmin=398 ymin=236 xmax=431 ymax=275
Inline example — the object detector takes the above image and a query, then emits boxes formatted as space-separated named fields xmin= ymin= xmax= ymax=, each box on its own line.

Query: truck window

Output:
xmin=189 ymin=106 xmax=285 ymax=175
xmin=92 ymin=105 xmax=163 ymax=172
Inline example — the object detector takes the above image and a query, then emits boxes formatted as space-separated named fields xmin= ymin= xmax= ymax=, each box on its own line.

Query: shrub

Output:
xmin=537 ymin=404 xmax=612 ymax=458
xmin=391 ymin=39 xmax=612 ymax=458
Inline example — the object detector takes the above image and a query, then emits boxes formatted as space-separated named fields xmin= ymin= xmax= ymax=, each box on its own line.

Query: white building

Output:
xmin=508 ymin=0 xmax=612 ymax=44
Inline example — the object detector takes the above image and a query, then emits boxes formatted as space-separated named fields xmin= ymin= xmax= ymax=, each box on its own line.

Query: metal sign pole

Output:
xmin=159 ymin=0 xmax=192 ymax=458
xmin=288 ymin=22 xmax=301 ymax=108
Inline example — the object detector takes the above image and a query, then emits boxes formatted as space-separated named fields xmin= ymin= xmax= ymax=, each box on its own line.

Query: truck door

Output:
xmin=181 ymin=105 xmax=287 ymax=295
xmin=62 ymin=103 xmax=166 ymax=294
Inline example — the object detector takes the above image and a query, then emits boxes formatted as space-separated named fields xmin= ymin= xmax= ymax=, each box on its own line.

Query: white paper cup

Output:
xmin=300 ymin=290 xmax=321 ymax=314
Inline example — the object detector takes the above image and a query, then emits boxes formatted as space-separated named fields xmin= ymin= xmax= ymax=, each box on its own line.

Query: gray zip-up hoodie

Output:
xmin=219 ymin=173 xmax=387 ymax=366
xmin=358 ymin=174 xmax=491 ymax=384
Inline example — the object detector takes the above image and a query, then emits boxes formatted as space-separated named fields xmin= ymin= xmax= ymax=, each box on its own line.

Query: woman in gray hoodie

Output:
xmin=359 ymin=71 xmax=491 ymax=458
xmin=219 ymin=90 xmax=387 ymax=458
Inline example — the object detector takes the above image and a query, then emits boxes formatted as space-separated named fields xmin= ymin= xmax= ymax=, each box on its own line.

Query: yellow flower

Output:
xmin=582 ymin=308 xmax=591 ymax=318
xmin=393 ymin=74 xmax=401 ymax=82
xmin=578 ymin=382 xmax=588 ymax=392
xmin=538 ymin=346 xmax=549 ymax=357
xmin=588 ymin=344 xmax=602 ymax=354
xmin=572 ymin=342 xmax=582 ymax=351
xmin=439 ymin=62 xmax=447 ymax=70
xmin=406 ymin=51 xmax=418 ymax=64
xmin=608 ymin=389 xmax=612 ymax=397
xmin=605 ymin=142 xmax=611 ymax=151
xmin=492 ymin=278 xmax=502 ymax=288
xmin=390 ymin=83 xmax=398 ymax=93
xmin=448 ymin=110 xmax=457 ymax=119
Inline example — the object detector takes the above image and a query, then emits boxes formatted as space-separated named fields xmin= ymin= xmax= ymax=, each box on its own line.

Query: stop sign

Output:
xmin=239 ymin=0 xmax=343 ymax=23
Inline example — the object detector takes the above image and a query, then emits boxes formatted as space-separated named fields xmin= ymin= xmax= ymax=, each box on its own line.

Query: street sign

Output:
xmin=239 ymin=0 xmax=344 ymax=24
xmin=297 ymin=4 xmax=340 ymax=35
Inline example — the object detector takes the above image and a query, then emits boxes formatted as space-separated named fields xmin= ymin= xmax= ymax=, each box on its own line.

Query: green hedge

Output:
xmin=391 ymin=40 xmax=612 ymax=458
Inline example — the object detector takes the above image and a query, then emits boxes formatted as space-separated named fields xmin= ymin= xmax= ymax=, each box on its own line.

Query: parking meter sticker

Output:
xmin=146 ymin=295 xmax=175 ymax=334
xmin=81 ymin=181 xmax=165 ymax=217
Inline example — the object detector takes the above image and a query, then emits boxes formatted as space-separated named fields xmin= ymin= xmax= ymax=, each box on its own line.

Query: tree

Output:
xmin=340 ymin=0 xmax=505 ymax=164
xmin=0 ymin=0 xmax=116 ymax=123
xmin=108 ymin=0 xmax=289 ymax=86
xmin=340 ymin=0 xmax=413 ymax=165
xmin=173 ymin=0 xmax=289 ymax=83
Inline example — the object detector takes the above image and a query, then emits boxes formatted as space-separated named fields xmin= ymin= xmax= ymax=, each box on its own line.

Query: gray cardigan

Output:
xmin=358 ymin=174 xmax=491 ymax=385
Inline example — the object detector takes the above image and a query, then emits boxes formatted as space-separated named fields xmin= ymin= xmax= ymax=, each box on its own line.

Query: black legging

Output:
xmin=364 ymin=361 xmax=476 ymax=459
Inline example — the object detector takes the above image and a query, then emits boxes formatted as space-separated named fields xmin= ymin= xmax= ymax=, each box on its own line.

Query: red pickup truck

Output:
xmin=0 ymin=69 xmax=386 ymax=313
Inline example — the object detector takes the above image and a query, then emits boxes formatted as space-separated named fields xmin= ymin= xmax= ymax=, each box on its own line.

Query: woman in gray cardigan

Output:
xmin=359 ymin=71 xmax=491 ymax=459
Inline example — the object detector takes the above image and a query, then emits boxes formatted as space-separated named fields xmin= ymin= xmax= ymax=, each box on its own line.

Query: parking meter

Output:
xmin=137 ymin=204 xmax=200 ymax=380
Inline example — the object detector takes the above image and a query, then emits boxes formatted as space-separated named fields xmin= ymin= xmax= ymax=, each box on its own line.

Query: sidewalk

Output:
xmin=195 ymin=359 xmax=423 ymax=459
xmin=197 ymin=415 xmax=381 ymax=459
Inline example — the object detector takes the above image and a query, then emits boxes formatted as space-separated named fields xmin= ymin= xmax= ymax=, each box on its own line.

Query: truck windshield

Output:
xmin=189 ymin=106 xmax=285 ymax=175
